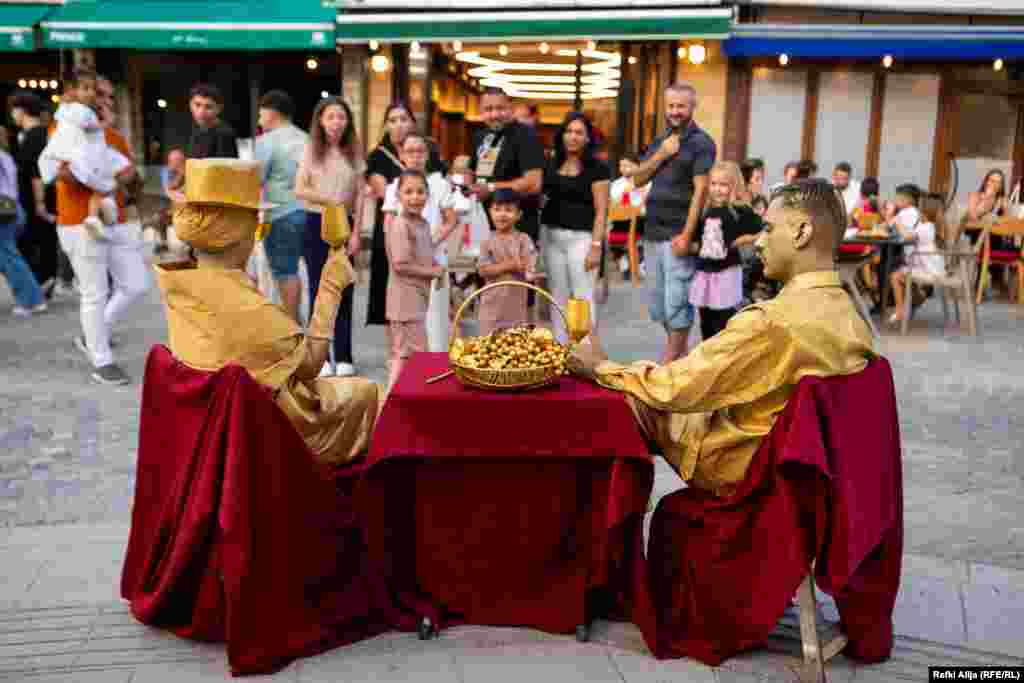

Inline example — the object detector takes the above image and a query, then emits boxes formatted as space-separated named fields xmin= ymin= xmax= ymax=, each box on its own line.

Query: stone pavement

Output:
xmin=2 ymin=262 xmax=1023 ymax=680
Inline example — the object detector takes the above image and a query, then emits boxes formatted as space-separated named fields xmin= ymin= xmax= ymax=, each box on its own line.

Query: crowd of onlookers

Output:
xmin=4 ymin=71 xmax=1018 ymax=388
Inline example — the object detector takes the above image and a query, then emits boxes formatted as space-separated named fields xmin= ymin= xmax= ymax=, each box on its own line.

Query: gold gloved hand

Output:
xmin=308 ymin=248 xmax=354 ymax=340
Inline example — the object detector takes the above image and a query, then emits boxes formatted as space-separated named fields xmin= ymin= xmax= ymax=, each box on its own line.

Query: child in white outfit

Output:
xmin=39 ymin=100 xmax=131 ymax=240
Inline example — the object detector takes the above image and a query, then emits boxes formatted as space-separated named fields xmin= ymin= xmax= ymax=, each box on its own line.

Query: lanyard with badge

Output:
xmin=475 ymin=130 xmax=505 ymax=182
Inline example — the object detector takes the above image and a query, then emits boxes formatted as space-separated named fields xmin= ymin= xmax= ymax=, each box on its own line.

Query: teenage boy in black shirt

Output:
xmin=186 ymin=83 xmax=238 ymax=160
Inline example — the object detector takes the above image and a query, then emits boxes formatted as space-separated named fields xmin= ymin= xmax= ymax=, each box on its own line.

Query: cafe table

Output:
xmin=359 ymin=352 xmax=654 ymax=641
xmin=841 ymin=236 xmax=912 ymax=322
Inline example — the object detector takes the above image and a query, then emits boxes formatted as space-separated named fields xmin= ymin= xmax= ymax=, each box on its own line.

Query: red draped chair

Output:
xmin=631 ymin=358 xmax=903 ymax=682
xmin=120 ymin=346 xmax=388 ymax=676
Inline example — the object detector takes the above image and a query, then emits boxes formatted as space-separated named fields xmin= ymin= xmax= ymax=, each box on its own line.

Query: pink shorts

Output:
xmin=388 ymin=321 xmax=427 ymax=359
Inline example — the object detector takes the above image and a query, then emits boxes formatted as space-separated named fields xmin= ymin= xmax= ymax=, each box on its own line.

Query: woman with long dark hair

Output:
xmin=364 ymin=102 xmax=446 ymax=327
xmin=294 ymin=96 xmax=364 ymax=376
xmin=540 ymin=111 xmax=610 ymax=342
xmin=964 ymin=168 xmax=1012 ymax=295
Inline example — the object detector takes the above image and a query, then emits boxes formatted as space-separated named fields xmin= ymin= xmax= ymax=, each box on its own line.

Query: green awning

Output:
xmin=336 ymin=7 xmax=733 ymax=44
xmin=41 ymin=0 xmax=336 ymax=50
xmin=0 ymin=3 xmax=56 ymax=52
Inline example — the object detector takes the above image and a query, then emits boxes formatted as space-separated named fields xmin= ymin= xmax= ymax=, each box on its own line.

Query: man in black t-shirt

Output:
xmin=186 ymin=83 xmax=238 ymax=160
xmin=10 ymin=92 xmax=60 ymax=295
xmin=470 ymin=88 xmax=545 ymax=243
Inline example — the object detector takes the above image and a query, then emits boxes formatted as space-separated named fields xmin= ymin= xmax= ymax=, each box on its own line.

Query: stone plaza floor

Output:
xmin=1 ymin=262 xmax=1022 ymax=680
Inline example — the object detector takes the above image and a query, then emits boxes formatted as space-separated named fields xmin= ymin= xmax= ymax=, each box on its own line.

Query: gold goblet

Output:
xmin=321 ymin=204 xmax=351 ymax=248
xmin=565 ymin=297 xmax=592 ymax=344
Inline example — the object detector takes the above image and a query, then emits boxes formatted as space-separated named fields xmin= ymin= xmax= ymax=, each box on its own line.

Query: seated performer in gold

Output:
xmin=154 ymin=158 xmax=380 ymax=465
xmin=570 ymin=178 xmax=876 ymax=496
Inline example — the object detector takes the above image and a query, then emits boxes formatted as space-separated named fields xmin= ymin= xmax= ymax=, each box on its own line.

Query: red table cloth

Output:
xmin=631 ymin=358 xmax=903 ymax=666
xmin=361 ymin=352 xmax=653 ymax=634
xmin=121 ymin=346 xmax=388 ymax=676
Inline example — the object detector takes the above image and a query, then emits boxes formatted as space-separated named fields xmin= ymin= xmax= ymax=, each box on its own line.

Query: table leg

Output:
xmin=878 ymin=246 xmax=893 ymax=323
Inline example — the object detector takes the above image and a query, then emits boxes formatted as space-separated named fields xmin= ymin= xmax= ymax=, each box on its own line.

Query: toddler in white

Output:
xmin=39 ymin=101 xmax=131 ymax=239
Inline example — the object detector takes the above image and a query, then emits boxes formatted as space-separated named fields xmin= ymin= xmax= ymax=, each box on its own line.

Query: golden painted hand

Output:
xmin=568 ymin=334 xmax=608 ymax=381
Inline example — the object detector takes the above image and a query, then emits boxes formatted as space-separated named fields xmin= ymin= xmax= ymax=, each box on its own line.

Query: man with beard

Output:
xmin=625 ymin=83 xmax=716 ymax=363
xmin=832 ymin=161 xmax=861 ymax=218
xmin=469 ymin=88 xmax=545 ymax=244
xmin=568 ymin=178 xmax=875 ymax=495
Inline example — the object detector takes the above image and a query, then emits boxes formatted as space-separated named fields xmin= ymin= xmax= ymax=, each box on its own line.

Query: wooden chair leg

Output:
xmin=842 ymin=266 xmax=879 ymax=338
xmin=797 ymin=574 xmax=827 ymax=683
xmin=901 ymin=273 xmax=913 ymax=336
xmin=962 ymin=262 xmax=978 ymax=337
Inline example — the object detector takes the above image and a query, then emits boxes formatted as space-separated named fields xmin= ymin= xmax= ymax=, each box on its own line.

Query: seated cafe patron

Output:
xmin=154 ymin=158 xmax=380 ymax=464
xmin=570 ymin=179 xmax=876 ymax=495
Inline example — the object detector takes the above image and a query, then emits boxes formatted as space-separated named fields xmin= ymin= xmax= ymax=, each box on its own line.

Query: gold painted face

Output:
xmin=756 ymin=203 xmax=805 ymax=282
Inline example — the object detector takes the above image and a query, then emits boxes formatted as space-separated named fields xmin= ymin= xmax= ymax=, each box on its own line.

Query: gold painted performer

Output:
xmin=570 ymin=178 xmax=876 ymax=495
xmin=154 ymin=158 xmax=380 ymax=465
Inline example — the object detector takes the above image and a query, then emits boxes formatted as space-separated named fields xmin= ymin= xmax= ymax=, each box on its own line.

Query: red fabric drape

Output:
xmin=121 ymin=346 xmax=388 ymax=676
xmin=631 ymin=358 xmax=903 ymax=666
xmin=360 ymin=353 xmax=654 ymax=634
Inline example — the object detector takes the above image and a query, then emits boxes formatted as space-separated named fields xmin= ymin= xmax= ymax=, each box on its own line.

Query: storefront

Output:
xmin=1 ymin=2 xmax=62 ymax=132
xmin=333 ymin=1 xmax=733 ymax=165
xmin=723 ymin=6 xmax=1024 ymax=213
xmin=39 ymin=0 xmax=339 ymax=161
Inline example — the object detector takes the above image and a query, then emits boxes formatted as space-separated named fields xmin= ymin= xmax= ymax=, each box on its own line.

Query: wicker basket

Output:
xmin=449 ymin=281 xmax=570 ymax=391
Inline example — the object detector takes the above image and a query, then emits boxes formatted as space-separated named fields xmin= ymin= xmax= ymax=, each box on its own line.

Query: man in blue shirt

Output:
xmin=254 ymin=90 xmax=308 ymax=322
xmin=627 ymin=83 xmax=716 ymax=363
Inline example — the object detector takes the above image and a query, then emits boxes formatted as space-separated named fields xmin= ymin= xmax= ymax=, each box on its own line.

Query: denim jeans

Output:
xmin=0 ymin=204 xmax=44 ymax=309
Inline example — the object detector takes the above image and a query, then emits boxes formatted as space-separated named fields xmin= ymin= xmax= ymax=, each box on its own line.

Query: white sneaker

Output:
xmin=12 ymin=303 xmax=47 ymax=318
xmin=318 ymin=362 xmax=335 ymax=377
xmin=334 ymin=362 xmax=356 ymax=377
xmin=83 ymin=216 xmax=110 ymax=241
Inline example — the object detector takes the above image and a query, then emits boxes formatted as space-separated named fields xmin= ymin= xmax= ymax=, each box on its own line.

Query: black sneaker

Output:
xmin=91 ymin=364 xmax=130 ymax=385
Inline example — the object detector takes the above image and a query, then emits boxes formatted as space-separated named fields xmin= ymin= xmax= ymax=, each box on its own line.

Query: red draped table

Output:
xmin=361 ymin=352 xmax=654 ymax=637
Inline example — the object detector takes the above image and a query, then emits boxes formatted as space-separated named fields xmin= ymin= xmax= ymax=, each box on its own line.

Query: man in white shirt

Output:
xmin=832 ymin=161 xmax=861 ymax=219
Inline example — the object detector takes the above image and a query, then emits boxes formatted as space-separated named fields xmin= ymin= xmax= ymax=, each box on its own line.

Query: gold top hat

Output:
xmin=183 ymin=158 xmax=275 ymax=210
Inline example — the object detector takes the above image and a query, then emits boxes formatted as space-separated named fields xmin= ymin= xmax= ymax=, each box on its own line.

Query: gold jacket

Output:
xmin=595 ymin=271 xmax=876 ymax=495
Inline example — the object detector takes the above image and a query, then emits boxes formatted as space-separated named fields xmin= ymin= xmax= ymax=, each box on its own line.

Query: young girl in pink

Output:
xmin=384 ymin=170 xmax=444 ymax=390
xmin=689 ymin=162 xmax=762 ymax=340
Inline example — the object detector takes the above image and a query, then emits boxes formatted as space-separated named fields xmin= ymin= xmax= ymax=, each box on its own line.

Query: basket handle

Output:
xmin=450 ymin=280 xmax=571 ymax=346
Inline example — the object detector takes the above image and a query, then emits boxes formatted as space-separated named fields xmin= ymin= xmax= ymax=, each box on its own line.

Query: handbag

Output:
xmin=0 ymin=162 xmax=18 ymax=221
xmin=0 ymin=195 xmax=17 ymax=222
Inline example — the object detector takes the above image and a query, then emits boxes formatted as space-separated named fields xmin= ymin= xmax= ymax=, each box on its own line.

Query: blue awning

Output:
xmin=725 ymin=24 xmax=1024 ymax=60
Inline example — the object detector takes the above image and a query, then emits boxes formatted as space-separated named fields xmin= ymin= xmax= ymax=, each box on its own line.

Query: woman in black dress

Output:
xmin=364 ymin=102 xmax=446 ymax=325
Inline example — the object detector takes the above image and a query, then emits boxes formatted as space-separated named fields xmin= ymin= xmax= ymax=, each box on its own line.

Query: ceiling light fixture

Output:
xmin=453 ymin=40 xmax=462 ymax=52
xmin=688 ymin=44 xmax=706 ymax=65
xmin=779 ymin=53 xmax=790 ymax=66
xmin=49 ymin=80 xmax=58 ymax=89
xmin=499 ymin=44 xmax=509 ymax=56
xmin=677 ymin=46 xmax=686 ymax=59
xmin=994 ymin=58 xmax=1004 ymax=71
xmin=458 ymin=49 xmax=621 ymax=100
xmin=18 ymin=79 xmax=27 ymax=88
xmin=369 ymin=40 xmax=379 ymax=51
xmin=371 ymin=54 xmax=391 ymax=73
xmin=157 ymin=99 xmax=167 ymax=109
xmin=882 ymin=54 xmax=893 ymax=68
xmin=306 ymin=58 xmax=318 ymax=70
xmin=29 ymin=80 xmax=37 ymax=88
xmin=539 ymin=42 xmax=549 ymax=54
